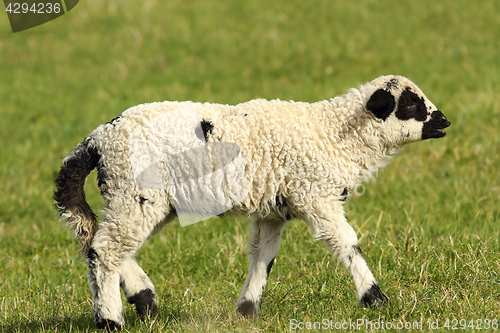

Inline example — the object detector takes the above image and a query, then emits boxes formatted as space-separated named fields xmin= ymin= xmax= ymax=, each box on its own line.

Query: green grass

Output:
xmin=1 ymin=0 xmax=499 ymax=331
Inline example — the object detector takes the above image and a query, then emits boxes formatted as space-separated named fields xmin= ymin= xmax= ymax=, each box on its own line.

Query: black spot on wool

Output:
xmin=340 ymin=187 xmax=349 ymax=201
xmin=96 ymin=162 xmax=109 ymax=195
xmin=274 ymin=194 xmax=292 ymax=219
xmin=385 ymin=78 xmax=399 ymax=90
xmin=275 ymin=194 xmax=287 ymax=209
xmin=200 ymin=119 xmax=214 ymax=141
xmin=105 ymin=115 xmax=122 ymax=126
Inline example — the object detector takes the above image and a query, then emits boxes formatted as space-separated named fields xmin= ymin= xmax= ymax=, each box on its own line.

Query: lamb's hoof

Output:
xmin=237 ymin=299 xmax=258 ymax=317
xmin=360 ymin=284 xmax=390 ymax=308
xmin=96 ymin=318 xmax=123 ymax=331
xmin=127 ymin=288 xmax=157 ymax=318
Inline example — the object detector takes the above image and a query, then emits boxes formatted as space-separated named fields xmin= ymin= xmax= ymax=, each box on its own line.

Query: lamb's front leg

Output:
xmin=303 ymin=199 xmax=389 ymax=307
xmin=237 ymin=218 xmax=288 ymax=316
xmin=346 ymin=243 xmax=389 ymax=307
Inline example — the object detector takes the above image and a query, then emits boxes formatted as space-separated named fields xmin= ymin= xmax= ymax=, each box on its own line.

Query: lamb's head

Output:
xmin=362 ymin=75 xmax=450 ymax=145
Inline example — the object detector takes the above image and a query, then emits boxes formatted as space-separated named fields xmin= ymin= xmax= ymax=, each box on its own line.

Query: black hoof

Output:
xmin=96 ymin=318 xmax=123 ymax=331
xmin=127 ymin=289 xmax=157 ymax=318
xmin=237 ymin=299 xmax=258 ymax=317
xmin=360 ymin=284 xmax=390 ymax=308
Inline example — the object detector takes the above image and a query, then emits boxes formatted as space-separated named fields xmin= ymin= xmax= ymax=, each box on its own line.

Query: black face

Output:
xmin=395 ymin=87 xmax=451 ymax=140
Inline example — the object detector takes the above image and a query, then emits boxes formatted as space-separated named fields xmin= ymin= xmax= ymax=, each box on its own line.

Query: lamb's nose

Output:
xmin=440 ymin=114 xmax=451 ymax=127
xmin=435 ymin=110 xmax=451 ymax=127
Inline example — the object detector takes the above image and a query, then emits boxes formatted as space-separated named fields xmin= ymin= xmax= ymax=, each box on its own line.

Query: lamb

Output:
xmin=54 ymin=75 xmax=450 ymax=330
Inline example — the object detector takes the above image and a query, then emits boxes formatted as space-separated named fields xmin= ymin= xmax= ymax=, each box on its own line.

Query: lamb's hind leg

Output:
xmin=120 ymin=257 xmax=157 ymax=318
xmin=237 ymin=217 xmax=288 ymax=316
xmin=119 ymin=212 xmax=177 ymax=318
xmin=303 ymin=199 xmax=389 ymax=307
xmin=87 ymin=196 xmax=170 ymax=330
xmin=86 ymin=232 xmax=126 ymax=331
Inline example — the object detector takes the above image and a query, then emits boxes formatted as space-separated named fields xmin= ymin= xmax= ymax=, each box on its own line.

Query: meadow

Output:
xmin=0 ymin=0 xmax=499 ymax=331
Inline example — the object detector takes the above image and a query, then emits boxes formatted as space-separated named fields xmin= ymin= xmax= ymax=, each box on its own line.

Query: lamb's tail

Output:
xmin=54 ymin=139 xmax=100 ymax=257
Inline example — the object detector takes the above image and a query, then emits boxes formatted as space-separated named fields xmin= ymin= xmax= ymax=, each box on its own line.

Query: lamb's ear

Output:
xmin=366 ymin=89 xmax=395 ymax=121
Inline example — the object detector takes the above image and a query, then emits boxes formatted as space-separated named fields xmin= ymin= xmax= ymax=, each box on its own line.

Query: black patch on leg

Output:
xmin=266 ymin=257 xmax=275 ymax=279
xmin=86 ymin=249 xmax=124 ymax=331
xmin=127 ymin=289 xmax=157 ymax=317
xmin=348 ymin=245 xmax=364 ymax=264
xmin=237 ymin=299 xmax=257 ymax=317
xmin=360 ymin=283 xmax=390 ymax=308
xmin=352 ymin=244 xmax=363 ymax=256
xmin=200 ymin=119 xmax=214 ymax=141
xmin=86 ymin=248 xmax=98 ymax=267
xmin=86 ymin=247 xmax=101 ymax=320
xmin=238 ymin=258 xmax=276 ymax=318
xmin=96 ymin=318 xmax=123 ymax=331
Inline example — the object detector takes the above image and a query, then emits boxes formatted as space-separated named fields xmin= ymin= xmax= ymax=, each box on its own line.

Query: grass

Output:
xmin=0 ymin=0 xmax=499 ymax=331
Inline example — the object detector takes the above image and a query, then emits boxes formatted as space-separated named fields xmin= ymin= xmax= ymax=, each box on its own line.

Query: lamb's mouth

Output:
xmin=422 ymin=110 xmax=451 ymax=140
xmin=437 ymin=126 xmax=449 ymax=135
xmin=435 ymin=123 xmax=451 ymax=135
xmin=437 ymin=118 xmax=452 ymax=134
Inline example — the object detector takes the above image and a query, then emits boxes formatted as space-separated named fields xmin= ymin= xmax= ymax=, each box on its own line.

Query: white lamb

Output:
xmin=54 ymin=75 xmax=450 ymax=330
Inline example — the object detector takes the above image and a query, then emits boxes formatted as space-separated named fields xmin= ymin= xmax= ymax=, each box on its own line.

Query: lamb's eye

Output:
xmin=407 ymin=104 xmax=417 ymax=113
